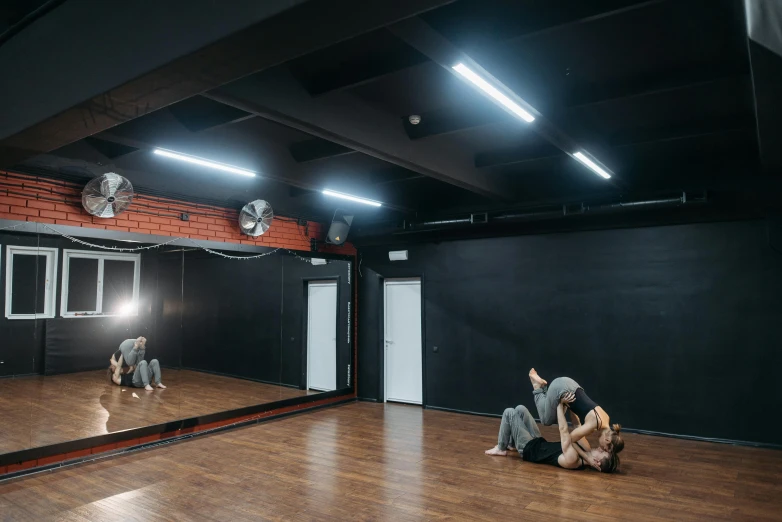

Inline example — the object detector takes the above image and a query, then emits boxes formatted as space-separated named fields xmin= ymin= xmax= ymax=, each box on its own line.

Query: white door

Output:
xmin=384 ymin=278 xmax=423 ymax=404
xmin=307 ymin=281 xmax=337 ymax=391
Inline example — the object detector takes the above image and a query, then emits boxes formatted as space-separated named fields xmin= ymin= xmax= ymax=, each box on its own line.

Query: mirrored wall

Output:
xmin=0 ymin=224 xmax=352 ymax=457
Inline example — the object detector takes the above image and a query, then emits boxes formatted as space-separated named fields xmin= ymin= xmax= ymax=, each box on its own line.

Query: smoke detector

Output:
xmin=408 ymin=114 xmax=421 ymax=125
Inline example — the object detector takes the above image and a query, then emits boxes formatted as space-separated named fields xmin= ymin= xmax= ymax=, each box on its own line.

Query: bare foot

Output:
xmin=156 ymin=383 xmax=167 ymax=389
xmin=485 ymin=446 xmax=508 ymax=456
xmin=529 ymin=368 xmax=548 ymax=389
xmin=144 ymin=384 xmax=154 ymax=391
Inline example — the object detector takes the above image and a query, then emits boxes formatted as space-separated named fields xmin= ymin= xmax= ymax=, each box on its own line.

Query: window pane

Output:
xmin=102 ymin=260 xmax=135 ymax=314
xmin=66 ymin=257 xmax=99 ymax=312
xmin=10 ymin=254 xmax=46 ymax=315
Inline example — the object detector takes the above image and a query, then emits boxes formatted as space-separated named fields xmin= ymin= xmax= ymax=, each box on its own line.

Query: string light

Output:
xmin=40 ymin=224 xmax=180 ymax=252
xmin=0 ymin=223 xmax=25 ymax=232
xmin=36 ymin=223 xmax=319 ymax=263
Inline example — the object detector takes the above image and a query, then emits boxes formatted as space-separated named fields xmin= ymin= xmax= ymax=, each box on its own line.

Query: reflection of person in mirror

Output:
xmin=108 ymin=337 xmax=166 ymax=391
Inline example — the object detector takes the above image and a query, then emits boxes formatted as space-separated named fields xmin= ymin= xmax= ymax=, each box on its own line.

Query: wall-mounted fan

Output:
xmin=239 ymin=199 xmax=273 ymax=236
xmin=81 ymin=173 xmax=134 ymax=218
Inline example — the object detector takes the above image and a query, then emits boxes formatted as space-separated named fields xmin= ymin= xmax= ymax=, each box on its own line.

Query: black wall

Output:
xmin=160 ymin=251 xmax=353 ymax=389
xmin=358 ymin=220 xmax=782 ymax=445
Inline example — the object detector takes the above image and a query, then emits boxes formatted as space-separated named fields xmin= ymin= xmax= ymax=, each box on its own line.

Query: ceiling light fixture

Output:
xmin=452 ymin=63 xmax=535 ymax=123
xmin=573 ymin=152 xmax=612 ymax=179
xmin=322 ymin=189 xmax=382 ymax=207
xmin=153 ymin=148 xmax=256 ymax=177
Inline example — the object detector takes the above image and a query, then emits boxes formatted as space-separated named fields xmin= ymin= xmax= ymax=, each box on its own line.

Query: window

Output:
xmin=4 ymin=245 xmax=58 ymax=319
xmin=60 ymin=250 xmax=140 ymax=317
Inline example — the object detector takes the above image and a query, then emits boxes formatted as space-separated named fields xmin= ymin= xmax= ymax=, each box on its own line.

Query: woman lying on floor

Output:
xmin=485 ymin=397 xmax=620 ymax=472
xmin=528 ymin=368 xmax=624 ymax=458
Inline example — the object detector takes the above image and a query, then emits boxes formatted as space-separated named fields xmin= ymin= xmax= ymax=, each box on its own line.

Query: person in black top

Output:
xmin=487 ymin=393 xmax=618 ymax=472
xmin=529 ymin=368 xmax=624 ymax=465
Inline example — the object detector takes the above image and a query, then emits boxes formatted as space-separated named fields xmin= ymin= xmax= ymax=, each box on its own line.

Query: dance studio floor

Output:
xmin=0 ymin=369 xmax=317 ymax=454
xmin=1 ymin=402 xmax=780 ymax=521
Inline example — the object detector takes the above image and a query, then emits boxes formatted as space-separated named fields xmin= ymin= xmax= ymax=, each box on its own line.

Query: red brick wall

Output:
xmin=0 ymin=170 xmax=356 ymax=256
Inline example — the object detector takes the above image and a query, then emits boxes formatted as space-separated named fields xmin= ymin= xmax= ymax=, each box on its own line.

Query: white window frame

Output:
xmin=60 ymin=249 xmax=141 ymax=318
xmin=4 ymin=245 xmax=59 ymax=320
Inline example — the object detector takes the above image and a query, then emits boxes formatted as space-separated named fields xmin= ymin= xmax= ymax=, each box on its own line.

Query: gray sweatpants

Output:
xmin=132 ymin=359 xmax=161 ymax=387
xmin=497 ymin=405 xmax=541 ymax=452
xmin=533 ymin=377 xmax=580 ymax=426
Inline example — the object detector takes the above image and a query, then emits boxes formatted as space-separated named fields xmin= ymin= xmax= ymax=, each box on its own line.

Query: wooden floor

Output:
xmin=1 ymin=402 xmax=780 ymax=521
xmin=0 ymin=370 xmax=317 ymax=454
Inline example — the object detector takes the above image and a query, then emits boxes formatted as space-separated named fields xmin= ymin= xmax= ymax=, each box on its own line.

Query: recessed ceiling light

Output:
xmin=153 ymin=148 xmax=256 ymax=177
xmin=322 ymin=189 xmax=382 ymax=207
xmin=452 ymin=63 xmax=535 ymax=123
xmin=573 ymin=152 xmax=612 ymax=179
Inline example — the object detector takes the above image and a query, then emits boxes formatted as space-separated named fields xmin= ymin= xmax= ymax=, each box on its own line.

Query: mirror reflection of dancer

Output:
xmin=107 ymin=337 xmax=166 ymax=391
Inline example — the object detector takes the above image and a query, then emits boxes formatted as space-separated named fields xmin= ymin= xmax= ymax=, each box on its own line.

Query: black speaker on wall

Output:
xmin=327 ymin=210 xmax=353 ymax=245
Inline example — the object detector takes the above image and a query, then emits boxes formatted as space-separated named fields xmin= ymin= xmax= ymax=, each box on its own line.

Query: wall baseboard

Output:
xmin=424 ymin=405 xmax=782 ymax=451
xmin=358 ymin=397 xmax=378 ymax=402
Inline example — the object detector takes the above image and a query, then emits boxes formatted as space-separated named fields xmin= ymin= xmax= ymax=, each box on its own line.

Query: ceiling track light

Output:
xmin=452 ymin=63 xmax=535 ymax=123
xmin=153 ymin=148 xmax=256 ymax=177
xmin=572 ymin=152 xmax=612 ymax=179
xmin=322 ymin=189 xmax=382 ymax=207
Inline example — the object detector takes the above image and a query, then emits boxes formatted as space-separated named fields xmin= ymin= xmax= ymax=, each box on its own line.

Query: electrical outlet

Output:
xmin=180 ymin=213 xmax=190 ymax=221
xmin=433 ymin=346 xmax=439 ymax=353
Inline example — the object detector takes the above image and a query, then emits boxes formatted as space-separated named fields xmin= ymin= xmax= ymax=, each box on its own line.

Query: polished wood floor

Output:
xmin=0 ymin=370 xmax=317 ymax=454
xmin=1 ymin=402 xmax=780 ymax=521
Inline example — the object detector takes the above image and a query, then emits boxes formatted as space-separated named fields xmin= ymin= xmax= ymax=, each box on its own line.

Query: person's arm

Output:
xmin=570 ymin=410 xmax=591 ymax=450
xmin=567 ymin=420 xmax=596 ymax=445
xmin=557 ymin=402 xmax=573 ymax=456
xmin=112 ymin=355 xmax=124 ymax=384
xmin=573 ymin=442 xmax=601 ymax=471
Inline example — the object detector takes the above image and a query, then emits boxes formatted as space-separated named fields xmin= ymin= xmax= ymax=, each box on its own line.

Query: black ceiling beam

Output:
xmin=302 ymin=1 xmax=667 ymax=99
xmin=298 ymin=29 xmax=430 ymax=96
xmin=167 ymin=95 xmax=255 ymax=133
xmin=0 ymin=0 xmax=456 ymax=168
xmin=206 ymin=67 xmax=514 ymax=200
xmin=564 ymin=67 xmax=750 ymax=110
xmin=93 ymin=122 xmax=416 ymax=215
xmin=476 ymin=117 xmax=755 ymax=169
xmin=502 ymin=0 xmax=667 ymax=43
xmin=388 ymin=17 xmax=620 ymax=186
xmin=289 ymin=139 xmax=357 ymax=163
xmin=407 ymin=70 xmax=750 ymax=141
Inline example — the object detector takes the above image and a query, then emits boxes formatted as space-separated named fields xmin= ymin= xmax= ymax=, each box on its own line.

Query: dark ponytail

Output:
xmin=610 ymin=424 xmax=625 ymax=454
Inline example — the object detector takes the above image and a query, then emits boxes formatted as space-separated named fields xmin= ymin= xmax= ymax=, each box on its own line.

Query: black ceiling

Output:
xmin=2 ymin=0 xmax=781 ymax=238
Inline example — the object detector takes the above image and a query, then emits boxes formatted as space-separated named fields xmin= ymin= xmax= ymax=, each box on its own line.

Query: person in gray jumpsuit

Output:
xmin=109 ymin=337 xmax=166 ymax=391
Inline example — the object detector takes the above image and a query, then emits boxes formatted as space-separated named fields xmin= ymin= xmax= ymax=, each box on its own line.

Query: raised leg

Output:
xmin=528 ymin=368 xmax=548 ymax=389
xmin=148 ymin=359 xmax=165 ymax=388
xmin=132 ymin=360 xmax=153 ymax=390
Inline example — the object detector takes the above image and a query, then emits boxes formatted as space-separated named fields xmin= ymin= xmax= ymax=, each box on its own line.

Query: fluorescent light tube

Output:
xmin=573 ymin=152 xmax=612 ymax=179
xmin=322 ymin=189 xmax=382 ymax=207
xmin=388 ymin=250 xmax=408 ymax=261
xmin=452 ymin=63 xmax=535 ymax=123
xmin=153 ymin=148 xmax=256 ymax=177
